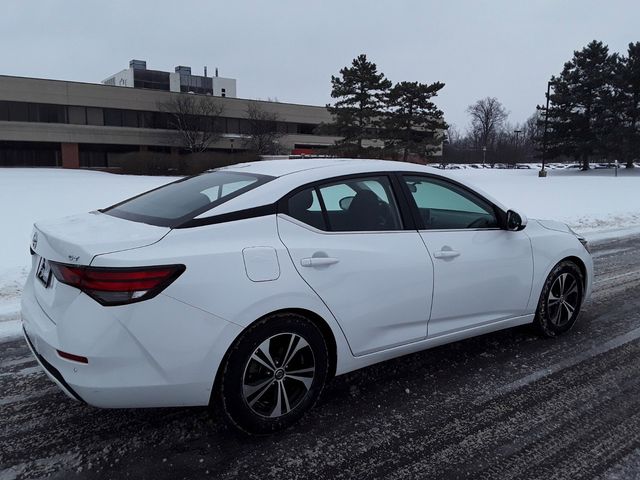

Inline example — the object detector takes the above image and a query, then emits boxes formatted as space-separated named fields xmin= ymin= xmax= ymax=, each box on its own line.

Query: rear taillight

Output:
xmin=50 ymin=263 xmax=185 ymax=306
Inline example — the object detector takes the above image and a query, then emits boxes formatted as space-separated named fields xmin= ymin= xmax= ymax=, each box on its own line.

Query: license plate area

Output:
xmin=36 ymin=257 xmax=52 ymax=288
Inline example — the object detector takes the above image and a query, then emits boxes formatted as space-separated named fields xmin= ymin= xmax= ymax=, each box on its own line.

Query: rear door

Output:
xmin=400 ymin=174 xmax=534 ymax=338
xmin=277 ymin=174 xmax=434 ymax=356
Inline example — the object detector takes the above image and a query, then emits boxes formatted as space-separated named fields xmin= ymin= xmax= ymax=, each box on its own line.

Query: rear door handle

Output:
xmin=433 ymin=250 xmax=460 ymax=259
xmin=300 ymin=257 xmax=340 ymax=267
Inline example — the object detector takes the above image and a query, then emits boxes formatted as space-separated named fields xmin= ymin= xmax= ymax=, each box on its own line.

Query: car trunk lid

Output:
xmin=30 ymin=211 xmax=170 ymax=323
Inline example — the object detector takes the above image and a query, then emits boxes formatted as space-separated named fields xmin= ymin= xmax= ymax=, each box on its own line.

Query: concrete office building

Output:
xmin=0 ymin=74 xmax=340 ymax=168
xmin=103 ymin=60 xmax=237 ymax=98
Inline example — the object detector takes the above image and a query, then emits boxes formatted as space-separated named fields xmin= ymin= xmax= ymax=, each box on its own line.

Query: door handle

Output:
xmin=300 ymin=257 xmax=340 ymax=267
xmin=433 ymin=250 xmax=460 ymax=259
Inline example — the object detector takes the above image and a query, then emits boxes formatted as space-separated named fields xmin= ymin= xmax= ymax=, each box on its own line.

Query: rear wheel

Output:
xmin=217 ymin=313 xmax=329 ymax=434
xmin=535 ymin=261 xmax=584 ymax=337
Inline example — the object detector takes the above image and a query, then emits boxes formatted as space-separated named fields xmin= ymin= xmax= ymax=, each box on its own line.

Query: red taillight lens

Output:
xmin=50 ymin=263 xmax=185 ymax=306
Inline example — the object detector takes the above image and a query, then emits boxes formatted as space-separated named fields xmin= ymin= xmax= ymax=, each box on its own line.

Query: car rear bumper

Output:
xmin=21 ymin=275 xmax=243 ymax=409
xmin=22 ymin=326 xmax=85 ymax=403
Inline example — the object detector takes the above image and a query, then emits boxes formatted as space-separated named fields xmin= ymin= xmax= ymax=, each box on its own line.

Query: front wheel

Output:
xmin=534 ymin=261 xmax=584 ymax=337
xmin=217 ymin=313 xmax=329 ymax=434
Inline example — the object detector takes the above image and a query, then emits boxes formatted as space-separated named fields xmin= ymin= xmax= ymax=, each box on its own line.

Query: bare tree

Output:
xmin=466 ymin=97 xmax=509 ymax=149
xmin=159 ymin=95 xmax=225 ymax=152
xmin=243 ymin=101 xmax=285 ymax=155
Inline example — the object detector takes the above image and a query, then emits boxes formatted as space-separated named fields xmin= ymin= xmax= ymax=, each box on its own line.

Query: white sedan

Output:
xmin=21 ymin=159 xmax=593 ymax=434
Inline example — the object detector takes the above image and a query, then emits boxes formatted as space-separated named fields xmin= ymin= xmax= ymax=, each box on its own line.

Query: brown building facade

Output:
xmin=0 ymin=75 xmax=340 ymax=168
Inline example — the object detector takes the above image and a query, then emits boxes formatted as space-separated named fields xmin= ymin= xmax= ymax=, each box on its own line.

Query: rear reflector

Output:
xmin=50 ymin=263 xmax=185 ymax=306
xmin=57 ymin=350 xmax=89 ymax=364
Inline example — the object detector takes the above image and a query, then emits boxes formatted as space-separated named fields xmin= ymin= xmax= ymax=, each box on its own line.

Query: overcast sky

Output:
xmin=2 ymin=0 xmax=639 ymax=130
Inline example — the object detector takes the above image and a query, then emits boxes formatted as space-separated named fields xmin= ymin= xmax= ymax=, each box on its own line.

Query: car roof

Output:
xmin=217 ymin=158 xmax=431 ymax=177
xmin=196 ymin=158 xmax=509 ymax=219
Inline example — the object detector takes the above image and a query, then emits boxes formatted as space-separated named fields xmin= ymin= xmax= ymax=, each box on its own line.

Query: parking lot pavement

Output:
xmin=2 ymin=234 xmax=640 ymax=480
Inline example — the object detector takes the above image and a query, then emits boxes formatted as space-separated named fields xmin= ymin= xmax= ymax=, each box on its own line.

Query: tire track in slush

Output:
xmin=1 ymin=235 xmax=640 ymax=479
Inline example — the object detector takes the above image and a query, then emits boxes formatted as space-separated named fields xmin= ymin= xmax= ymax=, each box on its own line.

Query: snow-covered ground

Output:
xmin=0 ymin=169 xmax=172 ymax=338
xmin=445 ymin=167 xmax=640 ymax=233
xmin=1 ymin=165 xmax=639 ymax=339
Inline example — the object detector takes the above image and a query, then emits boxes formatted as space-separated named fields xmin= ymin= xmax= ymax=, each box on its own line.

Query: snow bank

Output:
xmin=444 ymin=167 xmax=640 ymax=234
xmin=0 ymin=168 xmax=172 ymax=321
xmin=1 ymin=166 xmax=639 ymax=322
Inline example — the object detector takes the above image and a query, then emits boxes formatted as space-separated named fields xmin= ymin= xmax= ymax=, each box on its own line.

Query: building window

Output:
xmin=238 ymin=119 xmax=251 ymax=134
xmin=227 ymin=118 xmax=239 ymax=133
xmin=0 ymin=141 xmax=61 ymax=167
xmin=133 ymin=70 xmax=171 ymax=91
xmin=0 ymin=101 xmax=326 ymax=141
xmin=138 ymin=111 xmax=153 ymax=128
xmin=103 ymin=109 xmax=123 ymax=127
xmin=0 ymin=101 xmax=8 ymax=121
xmin=38 ymin=104 xmax=67 ymax=123
xmin=122 ymin=110 xmax=139 ymax=128
xmin=298 ymin=123 xmax=317 ymax=135
xmin=68 ymin=106 xmax=87 ymax=125
xmin=8 ymin=102 xmax=29 ymax=122
xmin=86 ymin=107 xmax=104 ymax=126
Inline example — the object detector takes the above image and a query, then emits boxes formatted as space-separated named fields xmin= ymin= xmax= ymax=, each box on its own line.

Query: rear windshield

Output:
xmin=104 ymin=170 xmax=274 ymax=227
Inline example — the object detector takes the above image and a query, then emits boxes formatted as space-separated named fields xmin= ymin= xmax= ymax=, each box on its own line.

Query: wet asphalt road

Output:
xmin=2 ymin=235 xmax=640 ymax=480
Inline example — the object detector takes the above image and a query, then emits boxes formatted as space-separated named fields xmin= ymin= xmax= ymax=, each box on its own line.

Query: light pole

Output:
xmin=513 ymin=129 xmax=522 ymax=166
xmin=539 ymin=80 xmax=555 ymax=178
xmin=482 ymin=146 xmax=487 ymax=166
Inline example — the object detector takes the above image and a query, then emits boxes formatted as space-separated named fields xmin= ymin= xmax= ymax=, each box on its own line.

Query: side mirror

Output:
xmin=506 ymin=209 xmax=527 ymax=231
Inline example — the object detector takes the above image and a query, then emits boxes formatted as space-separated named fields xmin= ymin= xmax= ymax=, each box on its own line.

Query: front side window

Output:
xmin=403 ymin=175 xmax=498 ymax=230
xmin=286 ymin=176 xmax=402 ymax=232
xmin=105 ymin=171 xmax=273 ymax=227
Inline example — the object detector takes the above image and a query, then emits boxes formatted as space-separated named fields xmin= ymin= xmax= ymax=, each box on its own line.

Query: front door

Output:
xmin=400 ymin=174 xmax=534 ymax=338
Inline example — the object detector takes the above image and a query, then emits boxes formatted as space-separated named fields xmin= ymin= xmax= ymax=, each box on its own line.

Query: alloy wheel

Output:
xmin=547 ymin=272 xmax=579 ymax=328
xmin=242 ymin=333 xmax=316 ymax=418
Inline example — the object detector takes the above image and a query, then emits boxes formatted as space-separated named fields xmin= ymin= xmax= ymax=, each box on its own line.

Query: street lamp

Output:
xmin=513 ymin=129 xmax=522 ymax=166
xmin=482 ymin=146 xmax=487 ymax=166
xmin=539 ymin=80 xmax=555 ymax=178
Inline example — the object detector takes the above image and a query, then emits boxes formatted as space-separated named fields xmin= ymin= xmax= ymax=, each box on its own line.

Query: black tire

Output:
xmin=217 ymin=312 xmax=329 ymax=435
xmin=534 ymin=260 xmax=584 ymax=337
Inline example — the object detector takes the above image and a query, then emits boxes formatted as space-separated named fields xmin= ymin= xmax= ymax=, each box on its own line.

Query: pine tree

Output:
xmin=545 ymin=41 xmax=618 ymax=170
xmin=617 ymin=42 xmax=640 ymax=167
xmin=383 ymin=81 xmax=446 ymax=161
xmin=327 ymin=54 xmax=391 ymax=157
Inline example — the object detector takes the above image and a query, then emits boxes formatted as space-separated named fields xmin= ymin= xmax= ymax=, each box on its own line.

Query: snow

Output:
xmin=442 ymin=167 xmax=640 ymax=235
xmin=0 ymin=168 xmax=173 ymax=327
xmin=1 ymin=166 xmax=639 ymax=328
xmin=0 ymin=319 xmax=22 ymax=342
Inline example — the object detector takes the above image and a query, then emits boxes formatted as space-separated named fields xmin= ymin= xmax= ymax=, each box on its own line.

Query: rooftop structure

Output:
xmin=102 ymin=59 xmax=236 ymax=98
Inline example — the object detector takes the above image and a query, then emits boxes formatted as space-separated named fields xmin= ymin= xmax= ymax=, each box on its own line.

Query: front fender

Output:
xmin=525 ymin=220 xmax=593 ymax=313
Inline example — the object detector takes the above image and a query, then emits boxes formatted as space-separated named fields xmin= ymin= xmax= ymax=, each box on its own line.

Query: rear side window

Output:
xmin=285 ymin=175 xmax=403 ymax=232
xmin=287 ymin=188 xmax=325 ymax=230
xmin=104 ymin=171 xmax=273 ymax=227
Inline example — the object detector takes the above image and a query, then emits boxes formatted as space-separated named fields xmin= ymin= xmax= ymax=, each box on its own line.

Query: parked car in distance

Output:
xmin=21 ymin=159 xmax=593 ymax=434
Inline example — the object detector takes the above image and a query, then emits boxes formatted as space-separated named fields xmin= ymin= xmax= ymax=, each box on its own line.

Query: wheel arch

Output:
xmin=210 ymin=307 xmax=338 ymax=407
xmin=561 ymin=255 xmax=588 ymax=289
